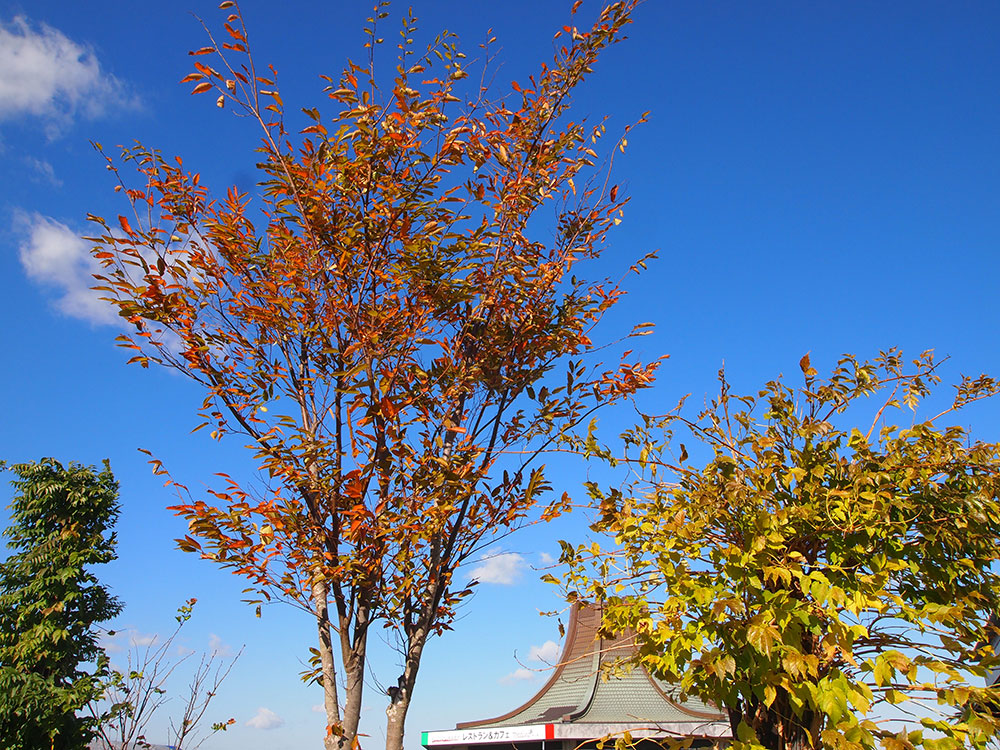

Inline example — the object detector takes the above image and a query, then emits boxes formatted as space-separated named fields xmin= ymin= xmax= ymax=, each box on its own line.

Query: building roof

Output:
xmin=423 ymin=603 xmax=730 ymax=747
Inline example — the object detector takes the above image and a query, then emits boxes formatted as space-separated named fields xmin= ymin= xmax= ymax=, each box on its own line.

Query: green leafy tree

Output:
xmin=0 ymin=459 xmax=123 ymax=750
xmin=563 ymin=351 xmax=1000 ymax=750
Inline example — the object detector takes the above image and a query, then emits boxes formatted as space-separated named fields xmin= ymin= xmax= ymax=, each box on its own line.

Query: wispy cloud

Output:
xmin=538 ymin=551 xmax=555 ymax=565
xmin=99 ymin=630 xmax=124 ymax=654
xmin=499 ymin=667 xmax=536 ymax=684
xmin=208 ymin=633 xmax=232 ymax=657
xmin=129 ymin=630 xmax=158 ymax=648
xmin=100 ymin=627 xmax=159 ymax=653
xmin=0 ymin=15 xmax=137 ymax=136
xmin=247 ymin=706 xmax=284 ymax=730
xmin=528 ymin=640 xmax=560 ymax=664
xmin=500 ymin=636 xmax=562 ymax=684
xmin=15 ymin=211 xmax=118 ymax=325
xmin=311 ymin=704 xmax=325 ymax=713
xmin=24 ymin=156 xmax=61 ymax=186
xmin=468 ymin=551 xmax=526 ymax=585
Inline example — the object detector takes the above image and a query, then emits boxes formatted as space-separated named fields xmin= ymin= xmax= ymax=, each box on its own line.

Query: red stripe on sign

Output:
xmin=545 ymin=724 xmax=554 ymax=740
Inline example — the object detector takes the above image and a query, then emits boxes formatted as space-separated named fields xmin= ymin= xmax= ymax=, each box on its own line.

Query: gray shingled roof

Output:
xmin=457 ymin=603 xmax=726 ymax=732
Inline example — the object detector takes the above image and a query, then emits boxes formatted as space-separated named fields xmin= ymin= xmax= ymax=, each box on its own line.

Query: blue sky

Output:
xmin=1 ymin=1 xmax=999 ymax=748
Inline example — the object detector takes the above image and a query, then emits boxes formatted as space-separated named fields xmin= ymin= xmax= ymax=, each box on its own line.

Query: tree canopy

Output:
xmin=0 ymin=458 xmax=122 ymax=750
xmin=87 ymin=1 xmax=656 ymax=747
xmin=563 ymin=351 xmax=1000 ymax=750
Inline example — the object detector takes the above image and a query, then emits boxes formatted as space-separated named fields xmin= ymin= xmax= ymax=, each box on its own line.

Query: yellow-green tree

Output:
xmin=563 ymin=351 xmax=1000 ymax=750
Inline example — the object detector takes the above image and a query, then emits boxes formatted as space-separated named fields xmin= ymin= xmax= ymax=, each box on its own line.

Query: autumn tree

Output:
xmin=0 ymin=459 xmax=122 ymax=750
xmin=87 ymin=2 xmax=656 ymax=748
xmin=563 ymin=351 xmax=1000 ymax=750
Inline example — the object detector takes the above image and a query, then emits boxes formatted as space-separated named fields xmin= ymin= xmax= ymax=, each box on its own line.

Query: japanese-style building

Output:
xmin=422 ymin=603 xmax=731 ymax=750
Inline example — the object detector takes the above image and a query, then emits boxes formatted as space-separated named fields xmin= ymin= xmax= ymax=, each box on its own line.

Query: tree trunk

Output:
xmin=339 ymin=606 xmax=369 ymax=747
xmin=385 ymin=690 xmax=411 ymax=750
xmin=341 ymin=645 xmax=366 ymax=744
xmin=739 ymin=696 xmax=817 ymax=750
xmin=312 ymin=578 xmax=342 ymax=750
xmin=385 ymin=626 xmax=428 ymax=750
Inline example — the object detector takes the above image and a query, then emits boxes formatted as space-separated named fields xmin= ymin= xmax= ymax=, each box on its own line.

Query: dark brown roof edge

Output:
xmin=456 ymin=603 xmax=586 ymax=729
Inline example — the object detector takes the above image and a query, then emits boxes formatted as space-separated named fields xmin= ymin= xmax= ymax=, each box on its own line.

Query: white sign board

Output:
xmin=423 ymin=724 xmax=550 ymax=746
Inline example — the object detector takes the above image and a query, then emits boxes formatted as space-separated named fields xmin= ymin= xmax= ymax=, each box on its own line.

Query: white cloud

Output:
xmin=0 ymin=15 xmax=136 ymax=135
xmin=311 ymin=704 xmax=325 ymax=713
xmin=17 ymin=213 xmax=200 ymax=360
xmin=100 ymin=627 xmax=159 ymax=652
xmin=129 ymin=630 xmax=158 ymax=648
xmin=99 ymin=630 xmax=124 ymax=654
xmin=16 ymin=211 xmax=119 ymax=325
xmin=468 ymin=551 xmax=525 ymax=585
xmin=24 ymin=156 xmax=61 ymax=186
xmin=538 ymin=551 xmax=555 ymax=565
xmin=500 ymin=667 xmax=537 ymax=684
xmin=247 ymin=706 xmax=284 ymax=730
xmin=208 ymin=633 xmax=232 ymax=657
xmin=528 ymin=640 xmax=560 ymax=664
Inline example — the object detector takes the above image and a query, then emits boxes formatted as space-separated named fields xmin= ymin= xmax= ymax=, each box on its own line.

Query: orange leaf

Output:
xmin=118 ymin=215 xmax=134 ymax=235
xmin=191 ymin=81 xmax=213 ymax=95
xmin=224 ymin=22 xmax=245 ymax=42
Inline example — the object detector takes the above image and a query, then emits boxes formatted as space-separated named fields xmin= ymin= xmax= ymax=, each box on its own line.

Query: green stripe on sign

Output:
xmin=421 ymin=732 xmax=428 ymax=747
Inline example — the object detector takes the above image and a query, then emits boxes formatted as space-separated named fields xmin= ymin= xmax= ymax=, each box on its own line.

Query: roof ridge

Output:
xmin=455 ymin=602 xmax=726 ymax=730
xmin=455 ymin=602 xmax=598 ymax=729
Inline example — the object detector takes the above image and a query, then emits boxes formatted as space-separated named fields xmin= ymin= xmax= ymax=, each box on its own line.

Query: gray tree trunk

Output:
xmin=312 ymin=578 xmax=342 ymax=750
xmin=384 ymin=625 xmax=428 ymax=750
xmin=339 ymin=606 xmax=369 ymax=747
